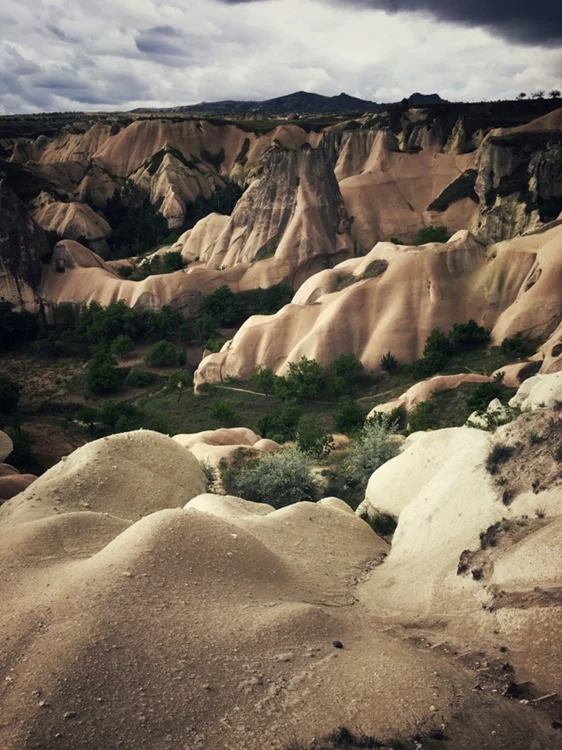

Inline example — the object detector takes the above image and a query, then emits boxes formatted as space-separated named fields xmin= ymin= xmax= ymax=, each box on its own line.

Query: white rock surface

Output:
xmin=509 ymin=371 xmax=562 ymax=411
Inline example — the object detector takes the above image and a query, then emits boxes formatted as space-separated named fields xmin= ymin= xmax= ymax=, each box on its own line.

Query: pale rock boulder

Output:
xmin=173 ymin=428 xmax=280 ymax=467
xmin=0 ymin=432 xmax=13 ymax=463
xmin=34 ymin=200 xmax=111 ymax=243
xmin=358 ymin=428 xmax=495 ymax=541
xmin=509 ymin=370 xmax=562 ymax=411
xmin=0 ymin=430 xmax=206 ymax=526
xmin=369 ymin=373 xmax=491 ymax=418
xmin=465 ymin=398 xmax=514 ymax=430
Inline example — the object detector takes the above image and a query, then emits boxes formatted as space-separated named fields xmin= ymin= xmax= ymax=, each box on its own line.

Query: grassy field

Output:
xmin=0 ymin=341 xmax=533 ymax=474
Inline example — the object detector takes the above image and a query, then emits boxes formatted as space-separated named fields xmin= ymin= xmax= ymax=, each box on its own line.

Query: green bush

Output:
xmin=380 ymin=351 xmax=399 ymax=373
xmin=334 ymin=397 xmax=366 ymax=434
xmin=125 ymin=367 xmax=154 ymax=388
xmin=347 ymin=419 xmax=399 ymax=493
xmin=117 ymin=265 xmax=133 ymax=279
xmin=111 ymin=334 xmax=135 ymax=358
xmin=501 ymin=333 xmax=536 ymax=359
xmin=449 ymin=320 xmax=490 ymax=350
xmin=0 ymin=374 xmax=21 ymax=415
xmin=76 ymin=406 xmax=99 ymax=433
xmin=85 ymin=351 xmax=125 ymax=396
xmin=229 ymin=446 xmax=318 ymax=508
xmin=275 ymin=357 xmax=326 ymax=400
xmin=414 ymin=225 xmax=450 ymax=245
xmin=0 ymin=302 xmax=39 ymax=351
xmin=466 ymin=381 xmax=506 ymax=412
xmin=258 ymin=401 xmax=302 ymax=443
xmin=251 ymin=367 xmax=278 ymax=395
xmin=207 ymin=400 xmax=237 ymax=427
xmin=144 ymin=340 xmax=186 ymax=367
xmin=202 ymin=285 xmax=244 ymax=326
xmin=330 ymin=353 xmax=364 ymax=381
xmin=408 ymin=401 xmax=434 ymax=432
xmin=295 ymin=417 xmax=333 ymax=458
xmin=424 ymin=328 xmax=455 ymax=358
xmin=161 ymin=251 xmax=186 ymax=273
xmin=204 ymin=338 xmax=227 ymax=353
xmin=5 ymin=427 xmax=38 ymax=473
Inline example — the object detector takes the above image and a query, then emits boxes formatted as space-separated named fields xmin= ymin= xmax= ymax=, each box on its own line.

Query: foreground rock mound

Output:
xmin=0 ymin=430 xmax=205 ymax=526
xmin=1 ymin=429 xmax=558 ymax=748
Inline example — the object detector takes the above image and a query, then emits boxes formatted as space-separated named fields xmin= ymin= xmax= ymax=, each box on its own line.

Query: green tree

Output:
xmin=330 ymin=353 xmax=364 ymax=382
xmin=414 ymin=226 xmax=450 ymax=245
xmin=258 ymin=401 xmax=302 ymax=443
xmin=408 ymin=401 xmax=434 ymax=432
xmin=448 ymin=320 xmax=490 ymax=350
xmin=85 ymin=351 xmax=125 ymax=396
xmin=380 ymin=351 xmax=399 ymax=373
xmin=0 ymin=374 xmax=21 ymax=415
xmin=207 ymin=400 xmax=237 ymax=427
xmin=76 ymin=406 xmax=100 ymax=434
xmin=125 ymin=367 xmax=154 ymax=388
xmin=161 ymin=251 xmax=186 ymax=273
xmin=111 ymin=334 xmax=135 ymax=358
xmin=144 ymin=340 xmax=186 ymax=367
xmin=334 ymin=397 xmax=366 ymax=434
xmin=251 ymin=367 xmax=278 ymax=395
xmin=276 ymin=357 xmax=326 ymax=400
xmin=424 ymin=328 xmax=454 ymax=358
xmin=202 ymin=285 xmax=244 ymax=326
xmin=295 ymin=417 xmax=333 ymax=458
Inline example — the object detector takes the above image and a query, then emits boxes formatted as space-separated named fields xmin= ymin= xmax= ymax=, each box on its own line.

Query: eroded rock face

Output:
xmin=202 ymin=146 xmax=354 ymax=280
xmin=0 ymin=179 xmax=48 ymax=307
xmin=472 ymin=131 xmax=562 ymax=243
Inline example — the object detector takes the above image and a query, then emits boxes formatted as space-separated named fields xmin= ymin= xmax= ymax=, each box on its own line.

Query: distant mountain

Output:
xmin=135 ymin=91 xmax=379 ymax=116
xmin=408 ymin=93 xmax=447 ymax=106
xmin=133 ymin=91 xmax=450 ymax=116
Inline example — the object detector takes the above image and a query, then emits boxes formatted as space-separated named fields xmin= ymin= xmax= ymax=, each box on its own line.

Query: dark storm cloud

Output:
xmin=220 ymin=0 xmax=562 ymax=46
xmin=135 ymin=25 xmax=189 ymax=57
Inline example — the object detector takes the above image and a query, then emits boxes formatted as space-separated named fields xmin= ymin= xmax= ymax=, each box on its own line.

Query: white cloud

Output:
xmin=0 ymin=0 xmax=560 ymax=113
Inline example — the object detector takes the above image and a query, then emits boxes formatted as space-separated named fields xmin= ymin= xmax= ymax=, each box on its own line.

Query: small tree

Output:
xmin=330 ymin=353 xmax=364 ymax=382
xmin=145 ymin=340 xmax=186 ymax=367
xmin=295 ymin=417 xmax=333 ymax=458
xmin=516 ymin=92 xmax=527 ymax=100
xmin=276 ymin=357 xmax=326 ymax=400
xmin=549 ymin=89 xmax=561 ymax=99
xmin=0 ymin=374 xmax=21 ymax=415
xmin=202 ymin=285 xmax=243 ymax=326
xmin=334 ymin=397 xmax=366 ymax=434
xmin=414 ymin=226 xmax=450 ymax=245
xmin=76 ymin=406 xmax=99 ymax=434
xmin=424 ymin=328 xmax=454 ymax=358
xmin=258 ymin=401 xmax=302 ymax=443
xmin=251 ymin=367 xmax=278 ymax=395
xmin=111 ymin=334 xmax=135 ymax=358
xmin=380 ymin=351 xmax=399 ymax=373
xmin=161 ymin=251 xmax=186 ymax=273
xmin=207 ymin=400 xmax=237 ymax=427
xmin=448 ymin=320 xmax=490 ymax=350
xmin=125 ymin=367 xmax=154 ymax=388
xmin=85 ymin=351 xmax=125 ymax=396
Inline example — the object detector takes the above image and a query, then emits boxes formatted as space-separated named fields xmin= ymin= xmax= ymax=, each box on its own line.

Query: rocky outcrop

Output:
xmin=0 ymin=179 xmax=48 ymax=308
xmin=194 ymin=224 xmax=562 ymax=387
xmin=471 ymin=128 xmax=562 ymax=243
xmin=201 ymin=146 xmax=354 ymax=282
xmin=33 ymin=199 xmax=112 ymax=245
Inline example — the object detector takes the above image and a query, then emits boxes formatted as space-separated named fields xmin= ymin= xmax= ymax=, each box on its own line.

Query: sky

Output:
xmin=0 ymin=0 xmax=561 ymax=114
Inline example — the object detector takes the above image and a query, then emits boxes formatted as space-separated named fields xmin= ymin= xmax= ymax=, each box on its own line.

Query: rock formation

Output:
xmin=194 ymin=223 xmax=562 ymax=387
xmin=0 ymin=179 xmax=49 ymax=308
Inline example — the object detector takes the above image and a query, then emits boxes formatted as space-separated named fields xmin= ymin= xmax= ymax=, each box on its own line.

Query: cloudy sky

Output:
xmin=1 ymin=0 xmax=561 ymax=114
